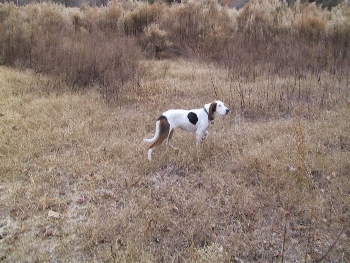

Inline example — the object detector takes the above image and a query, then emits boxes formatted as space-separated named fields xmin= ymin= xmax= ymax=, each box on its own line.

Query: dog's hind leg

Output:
xmin=147 ymin=147 xmax=155 ymax=161
xmin=147 ymin=116 xmax=170 ymax=161
xmin=166 ymin=129 xmax=179 ymax=150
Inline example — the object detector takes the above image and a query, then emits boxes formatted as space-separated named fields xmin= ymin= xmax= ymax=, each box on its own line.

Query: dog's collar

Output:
xmin=203 ymin=107 xmax=209 ymax=115
xmin=204 ymin=107 xmax=214 ymax=124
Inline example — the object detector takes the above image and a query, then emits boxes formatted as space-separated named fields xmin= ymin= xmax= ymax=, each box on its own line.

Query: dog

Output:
xmin=144 ymin=100 xmax=229 ymax=161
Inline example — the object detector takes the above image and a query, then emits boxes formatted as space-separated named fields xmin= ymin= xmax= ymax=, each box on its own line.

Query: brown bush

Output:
xmin=0 ymin=1 xmax=349 ymax=101
xmin=118 ymin=2 xmax=163 ymax=36
xmin=296 ymin=3 xmax=327 ymax=41
xmin=140 ymin=23 xmax=171 ymax=58
xmin=0 ymin=3 xmax=141 ymax=101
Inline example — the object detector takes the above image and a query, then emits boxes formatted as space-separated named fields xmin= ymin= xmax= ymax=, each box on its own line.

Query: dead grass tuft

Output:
xmin=292 ymin=118 xmax=310 ymax=182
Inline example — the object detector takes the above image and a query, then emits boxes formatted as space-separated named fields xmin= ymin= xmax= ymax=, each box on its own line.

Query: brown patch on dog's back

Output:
xmin=150 ymin=116 xmax=170 ymax=149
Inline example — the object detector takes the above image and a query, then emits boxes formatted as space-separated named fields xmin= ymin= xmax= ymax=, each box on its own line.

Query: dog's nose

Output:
xmin=226 ymin=109 xmax=230 ymax=114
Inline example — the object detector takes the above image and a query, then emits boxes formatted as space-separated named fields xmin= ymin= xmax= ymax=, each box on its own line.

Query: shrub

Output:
xmin=296 ymin=2 xmax=327 ymax=41
xmin=141 ymin=23 xmax=171 ymax=58
xmin=0 ymin=2 xmax=142 ymax=101
xmin=0 ymin=0 xmax=349 ymax=102
xmin=118 ymin=2 xmax=163 ymax=36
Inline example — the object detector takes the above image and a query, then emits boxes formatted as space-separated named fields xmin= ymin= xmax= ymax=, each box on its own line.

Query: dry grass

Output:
xmin=0 ymin=60 xmax=349 ymax=262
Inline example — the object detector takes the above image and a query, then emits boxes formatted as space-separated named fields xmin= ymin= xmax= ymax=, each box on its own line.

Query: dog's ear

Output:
xmin=208 ymin=101 xmax=217 ymax=121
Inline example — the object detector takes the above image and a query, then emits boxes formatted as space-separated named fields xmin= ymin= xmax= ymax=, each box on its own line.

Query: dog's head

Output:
xmin=208 ymin=100 xmax=229 ymax=121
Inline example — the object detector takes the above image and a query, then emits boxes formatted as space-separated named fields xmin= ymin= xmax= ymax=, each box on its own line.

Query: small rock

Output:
xmin=48 ymin=210 xmax=60 ymax=219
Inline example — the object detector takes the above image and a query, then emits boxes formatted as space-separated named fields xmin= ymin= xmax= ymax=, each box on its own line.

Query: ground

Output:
xmin=0 ymin=61 xmax=349 ymax=262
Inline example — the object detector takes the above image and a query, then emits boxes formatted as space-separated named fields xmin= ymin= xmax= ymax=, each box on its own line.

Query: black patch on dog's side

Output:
xmin=187 ymin=112 xmax=198 ymax=125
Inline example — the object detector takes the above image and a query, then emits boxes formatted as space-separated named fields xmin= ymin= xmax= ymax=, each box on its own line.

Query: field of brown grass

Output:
xmin=0 ymin=59 xmax=349 ymax=262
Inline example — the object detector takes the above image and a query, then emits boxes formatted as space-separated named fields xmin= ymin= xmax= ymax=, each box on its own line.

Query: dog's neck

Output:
xmin=203 ymin=104 xmax=215 ymax=123
xmin=203 ymin=106 xmax=209 ymax=116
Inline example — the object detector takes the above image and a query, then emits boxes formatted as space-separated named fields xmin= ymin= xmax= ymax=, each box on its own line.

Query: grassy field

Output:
xmin=0 ymin=60 xmax=349 ymax=262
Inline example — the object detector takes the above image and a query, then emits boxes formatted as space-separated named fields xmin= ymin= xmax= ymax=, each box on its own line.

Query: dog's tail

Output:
xmin=144 ymin=116 xmax=170 ymax=148
xmin=144 ymin=119 xmax=161 ymax=144
xmin=144 ymin=116 xmax=171 ymax=161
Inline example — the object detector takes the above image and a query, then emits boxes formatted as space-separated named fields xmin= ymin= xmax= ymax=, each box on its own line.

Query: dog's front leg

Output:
xmin=202 ymin=130 xmax=209 ymax=141
xmin=196 ymin=131 xmax=204 ymax=146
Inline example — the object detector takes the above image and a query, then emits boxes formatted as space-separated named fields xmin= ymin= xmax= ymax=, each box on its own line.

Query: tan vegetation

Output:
xmin=1 ymin=0 xmax=350 ymax=89
xmin=0 ymin=0 xmax=349 ymax=262
xmin=1 ymin=59 xmax=349 ymax=262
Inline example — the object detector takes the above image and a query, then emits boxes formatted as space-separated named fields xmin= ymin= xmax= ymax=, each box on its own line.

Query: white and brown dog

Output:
xmin=144 ymin=100 xmax=229 ymax=160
